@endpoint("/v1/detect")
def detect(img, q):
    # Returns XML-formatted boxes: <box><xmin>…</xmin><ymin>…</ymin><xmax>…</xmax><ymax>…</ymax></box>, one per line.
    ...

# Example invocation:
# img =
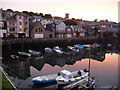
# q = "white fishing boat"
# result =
<box><xmin>53</xmin><ymin>46</ymin><xmax>65</xmax><ymax>55</ymax></box>
<box><xmin>45</xmin><ymin>47</ymin><xmax>53</xmax><ymax>53</ymax></box>
<box><xmin>67</xmin><ymin>46</ymin><xmax>80</xmax><ymax>52</ymax></box>
<box><xmin>56</xmin><ymin>69</ymin><xmax>89</xmax><ymax>85</ymax></box>
<box><xmin>32</xmin><ymin>74</ymin><xmax>58</xmax><ymax>84</ymax></box>
<box><xmin>28</xmin><ymin>50</ymin><xmax>41</xmax><ymax>56</ymax></box>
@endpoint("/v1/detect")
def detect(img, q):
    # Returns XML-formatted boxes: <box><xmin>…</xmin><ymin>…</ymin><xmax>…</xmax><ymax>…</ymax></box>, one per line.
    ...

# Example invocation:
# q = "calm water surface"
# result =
<box><xmin>2</xmin><ymin>44</ymin><xmax>119</xmax><ymax>89</ymax></box>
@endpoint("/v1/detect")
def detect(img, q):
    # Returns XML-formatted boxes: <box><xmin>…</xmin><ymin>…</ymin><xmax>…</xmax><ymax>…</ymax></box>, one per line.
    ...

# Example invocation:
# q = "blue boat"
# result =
<box><xmin>74</xmin><ymin>44</ymin><xmax>85</xmax><ymax>49</ymax></box>
<box><xmin>45</xmin><ymin>47</ymin><xmax>53</xmax><ymax>53</ymax></box>
<box><xmin>92</xmin><ymin>43</ymin><xmax>100</xmax><ymax>47</ymax></box>
<box><xmin>32</xmin><ymin>74</ymin><xmax>58</xmax><ymax>84</ymax></box>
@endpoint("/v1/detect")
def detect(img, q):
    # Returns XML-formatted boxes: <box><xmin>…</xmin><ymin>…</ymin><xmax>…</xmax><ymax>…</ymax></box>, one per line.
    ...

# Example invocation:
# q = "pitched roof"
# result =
<box><xmin>29</xmin><ymin>21</ymin><xmax>44</xmax><ymax>31</ymax></box>
<box><xmin>7</xmin><ymin>15</ymin><xmax>16</xmax><ymax>21</ymax></box>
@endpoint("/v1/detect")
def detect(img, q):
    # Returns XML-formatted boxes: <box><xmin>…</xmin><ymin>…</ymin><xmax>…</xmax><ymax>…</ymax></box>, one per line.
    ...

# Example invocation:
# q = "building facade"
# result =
<box><xmin>7</xmin><ymin>12</ymin><xmax>29</xmax><ymax>37</ymax></box>
<box><xmin>30</xmin><ymin>22</ymin><xmax>54</xmax><ymax>38</ymax></box>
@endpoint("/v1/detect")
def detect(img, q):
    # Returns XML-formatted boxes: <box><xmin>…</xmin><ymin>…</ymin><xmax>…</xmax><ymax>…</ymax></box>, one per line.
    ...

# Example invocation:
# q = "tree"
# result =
<box><xmin>43</xmin><ymin>14</ymin><xmax>52</xmax><ymax>18</ymax></box>
<box><xmin>94</xmin><ymin>19</ymin><xmax>98</xmax><ymax>22</ymax></box>
<box><xmin>71</xmin><ymin>18</ymin><xmax>76</xmax><ymax>20</ymax></box>
<box><xmin>7</xmin><ymin>9</ymin><xmax>13</xmax><ymax>12</ymax></box>
<box><xmin>38</xmin><ymin>13</ymin><xmax>43</xmax><ymax>17</ymax></box>
<box><xmin>22</xmin><ymin>11</ymin><xmax>30</xmax><ymax>15</ymax></box>
<box><xmin>63</xmin><ymin>20</ymin><xmax>77</xmax><ymax>25</ymax></box>
<box><xmin>105</xmin><ymin>19</ymin><xmax>108</xmax><ymax>22</ymax></box>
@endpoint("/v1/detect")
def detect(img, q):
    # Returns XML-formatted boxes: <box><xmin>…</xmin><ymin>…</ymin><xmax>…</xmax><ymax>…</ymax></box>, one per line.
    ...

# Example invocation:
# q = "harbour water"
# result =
<box><xmin>2</xmin><ymin>42</ymin><xmax>119</xmax><ymax>89</ymax></box>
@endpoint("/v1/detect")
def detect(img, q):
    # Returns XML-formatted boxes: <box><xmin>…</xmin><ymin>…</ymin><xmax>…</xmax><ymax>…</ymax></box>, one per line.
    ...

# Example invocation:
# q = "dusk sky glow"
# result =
<box><xmin>0</xmin><ymin>0</ymin><xmax>119</xmax><ymax>22</ymax></box>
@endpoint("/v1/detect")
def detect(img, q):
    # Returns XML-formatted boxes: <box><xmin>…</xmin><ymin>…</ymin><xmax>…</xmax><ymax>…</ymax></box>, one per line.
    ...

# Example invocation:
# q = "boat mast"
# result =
<box><xmin>88</xmin><ymin>47</ymin><xmax>91</xmax><ymax>82</ymax></box>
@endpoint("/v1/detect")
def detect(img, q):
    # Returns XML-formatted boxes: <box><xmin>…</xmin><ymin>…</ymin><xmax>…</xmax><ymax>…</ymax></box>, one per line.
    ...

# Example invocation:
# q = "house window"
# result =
<box><xmin>25</xmin><ymin>22</ymin><xmax>28</xmax><ymax>26</ymax></box>
<box><xmin>41</xmin><ymin>29</ymin><xmax>42</xmax><ymax>32</ymax></box>
<box><xmin>67</xmin><ymin>29</ymin><xmax>71</xmax><ymax>31</ymax></box>
<box><xmin>37</xmin><ymin>28</ymin><xmax>40</xmax><ymax>32</ymax></box>
<box><xmin>10</xmin><ymin>28</ymin><xmax>15</xmax><ymax>31</ymax></box>
<box><xmin>53</xmin><ymin>24</ymin><xmax>55</xmax><ymax>27</ymax></box>
<box><xmin>19</xmin><ymin>16</ymin><xmax>22</xmax><ymax>19</ymax></box>
<box><xmin>19</xmin><ymin>22</ymin><xmax>22</xmax><ymax>25</ymax></box>
<box><xmin>12</xmin><ymin>28</ymin><xmax>15</xmax><ymax>31</ymax></box>
<box><xmin>35</xmin><ymin>28</ymin><xmax>40</xmax><ymax>32</ymax></box>
<box><xmin>35</xmin><ymin>29</ymin><xmax>38</xmax><ymax>32</ymax></box>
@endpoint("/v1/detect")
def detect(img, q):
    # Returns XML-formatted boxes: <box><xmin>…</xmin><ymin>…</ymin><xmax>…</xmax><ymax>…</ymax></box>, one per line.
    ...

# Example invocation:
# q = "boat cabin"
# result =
<box><xmin>60</xmin><ymin>70</ymin><xmax>73</xmax><ymax>79</ymax></box>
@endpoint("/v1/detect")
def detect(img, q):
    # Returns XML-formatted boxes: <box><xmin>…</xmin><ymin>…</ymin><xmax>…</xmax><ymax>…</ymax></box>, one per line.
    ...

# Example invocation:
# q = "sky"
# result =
<box><xmin>0</xmin><ymin>0</ymin><xmax>119</xmax><ymax>22</ymax></box>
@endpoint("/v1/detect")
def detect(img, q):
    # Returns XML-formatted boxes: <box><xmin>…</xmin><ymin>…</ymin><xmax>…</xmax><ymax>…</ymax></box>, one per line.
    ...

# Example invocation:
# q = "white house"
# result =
<box><xmin>7</xmin><ymin>12</ymin><xmax>29</xmax><ymax>38</ymax></box>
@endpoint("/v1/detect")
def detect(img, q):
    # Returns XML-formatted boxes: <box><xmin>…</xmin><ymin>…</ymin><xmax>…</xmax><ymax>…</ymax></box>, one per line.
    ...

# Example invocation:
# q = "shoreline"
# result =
<box><xmin>1</xmin><ymin>36</ymin><xmax>119</xmax><ymax>51</ymax></box>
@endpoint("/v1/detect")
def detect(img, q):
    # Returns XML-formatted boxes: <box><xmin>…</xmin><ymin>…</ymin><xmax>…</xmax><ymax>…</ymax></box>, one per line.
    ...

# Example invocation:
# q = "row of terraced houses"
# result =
<box><xmin>0</xmin><ymin>8</ymin><xmax>118</xmax><ymax>38</ymax></box>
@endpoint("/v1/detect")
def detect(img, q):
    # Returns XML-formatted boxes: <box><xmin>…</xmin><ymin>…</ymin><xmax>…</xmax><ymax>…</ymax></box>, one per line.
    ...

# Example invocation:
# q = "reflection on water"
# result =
<box><xmin>2</xmin><ymin>43</ymin><xmax>120</xmax><ymax>88</ymax></box>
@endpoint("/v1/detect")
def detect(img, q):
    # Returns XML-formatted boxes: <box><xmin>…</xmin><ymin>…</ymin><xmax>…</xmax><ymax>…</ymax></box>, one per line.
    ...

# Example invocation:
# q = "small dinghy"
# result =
<box><xmin>28</xmin><ymin>50</ymin><xmax>41</xmax><ymax>56</ymax></box>
<box><xmin>18</xmin><ymin>52</ymin><xmax>31</xmax><ymax>57</ymax></box>
<box><xmin>11</xmin><ymin>55</ymin><xmax>19</xmax><ymax>59</ymax></box>
<box><xmin>53</xmin><ymin>46</ymin><xmax>66</xmax><ymax>55</ymax></box>
<box><xmin>67</xmin><ymin>46</ymin><xmax>80</xmax><ymax>52</ymax></box>
<box><xmin>92</xmin><ymin>43</ymin><xmax>100</xmax><ymax>47</ymax></box>
<box><xmin>32</xmin><ymin>74</ymin><xmax>58</xmax><ymax>84</ymax></box>
<box><xmin>45</xmin><ymin>47</ymin><xmax>53</xmax><ymax>53</ymax></box>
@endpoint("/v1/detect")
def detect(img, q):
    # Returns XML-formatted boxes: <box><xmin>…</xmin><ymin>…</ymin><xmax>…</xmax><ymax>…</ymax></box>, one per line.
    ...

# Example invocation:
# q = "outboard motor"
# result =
<box><xmin>84</xmin><ymin>69</ymin><xmax>89</xmax><ymax>72</ymax></box>
<box><xmin>78</xmin><ymin>71</ymin><xmax>81</xmax><ymax>76</ymax></box>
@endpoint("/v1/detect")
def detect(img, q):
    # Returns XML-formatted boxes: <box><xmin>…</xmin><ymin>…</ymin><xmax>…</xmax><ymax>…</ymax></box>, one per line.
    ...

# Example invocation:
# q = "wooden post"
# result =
<box><xmin>88</xmin><ymin>47</ymin><xmax>91</xmax><ymax>83</ymax></box>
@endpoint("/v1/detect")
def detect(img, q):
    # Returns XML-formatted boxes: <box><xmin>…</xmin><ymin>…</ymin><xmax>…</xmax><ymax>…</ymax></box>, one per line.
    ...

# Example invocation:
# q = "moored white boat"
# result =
<box><xmin>83</xmin><ymin>44</ymin><xmax>91</xmax><ymax>50</ymax></box>
<box><xmin>32</xmin><ymin>74</ymin><xmax>58</xmax><ymax>84</ymax></box>
<box><xmin>56</xmin><ymin>69</ymin><xmax>89</xmax><ymax>85</ymax></box>
<box><xmin>53</xmin><ymin>46</ymin><xmax>66</xmax><ymax>55</ymax></box>
<box><xmin>67</xmin><ymin>46</ymin><xmax>80</xmax><ymax>52</ymax></box>
<box><xmin>28</xmin><ymin>50</ymin><xmax>41</xmax><ymax>56</ymax></box>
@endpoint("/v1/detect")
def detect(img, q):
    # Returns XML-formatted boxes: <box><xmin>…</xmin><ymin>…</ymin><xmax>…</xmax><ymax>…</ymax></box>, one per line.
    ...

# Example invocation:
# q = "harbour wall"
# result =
<box><xmin>2</xmin><ymin>36</ymin><xmax>118</xmax><ymax>52</ymax></box>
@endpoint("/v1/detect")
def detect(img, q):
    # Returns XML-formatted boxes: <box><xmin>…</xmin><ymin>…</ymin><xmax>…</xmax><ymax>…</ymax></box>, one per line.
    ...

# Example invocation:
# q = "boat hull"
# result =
<box><xmin>32</xmin><ymin>79</ymin><xmax>56</xmax><ymax>84</ymax></box>
<box><xmin>18</xmin><ymin>52</ymin><xmax>31</xmax><ymax>57</ymax></box>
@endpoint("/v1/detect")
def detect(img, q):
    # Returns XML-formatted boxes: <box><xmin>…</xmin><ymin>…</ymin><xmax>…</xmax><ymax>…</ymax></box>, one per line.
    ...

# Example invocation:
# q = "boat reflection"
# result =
<box><xmin>2</xmin><ymin>57</ymin><xmax>31</xmax><ymax>80</ymax></box>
